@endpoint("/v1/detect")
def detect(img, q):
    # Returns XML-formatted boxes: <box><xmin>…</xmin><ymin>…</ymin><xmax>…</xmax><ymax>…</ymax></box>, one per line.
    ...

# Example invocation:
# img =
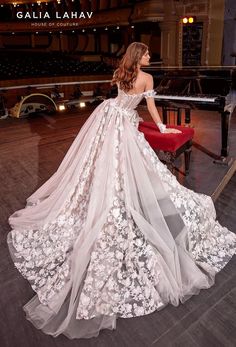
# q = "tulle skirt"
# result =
<box><xmin>8</xmin><ymin>99</ymin><xmax>236</xmax><ymax>338</ymax></box>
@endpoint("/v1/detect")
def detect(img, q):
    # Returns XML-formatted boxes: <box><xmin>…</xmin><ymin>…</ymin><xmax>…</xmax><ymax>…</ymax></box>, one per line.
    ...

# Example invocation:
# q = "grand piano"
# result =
<box><xmin>143</xmin><ymin>66</ymin><xmax>236</xmax><ymax>163</ymax></box>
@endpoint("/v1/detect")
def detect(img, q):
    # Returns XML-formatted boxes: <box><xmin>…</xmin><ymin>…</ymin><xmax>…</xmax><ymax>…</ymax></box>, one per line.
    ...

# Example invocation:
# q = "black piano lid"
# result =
<box><xmin>144</xmin><ymin>65</ymin><xmax>235</xmax><ymax>77</ymax></box>
<box><xmin>142</xmin><ymin>65</ymin><xmax>236</xmax><ymax>96</ymax></box>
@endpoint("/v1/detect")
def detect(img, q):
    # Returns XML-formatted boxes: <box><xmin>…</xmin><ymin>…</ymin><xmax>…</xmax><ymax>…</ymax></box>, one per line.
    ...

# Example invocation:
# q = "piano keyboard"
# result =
<box><xmin>154</xmin><ymin>95</ymin><xmax>217</xmax><ymax>103</ymax></box>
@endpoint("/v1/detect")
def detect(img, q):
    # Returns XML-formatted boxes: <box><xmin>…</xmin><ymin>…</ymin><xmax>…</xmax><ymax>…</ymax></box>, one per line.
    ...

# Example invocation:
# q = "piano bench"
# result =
<box><xmin>138</xmin><ymin>121</ymin><xmax>194</xmax><ymax>175</ymax></box>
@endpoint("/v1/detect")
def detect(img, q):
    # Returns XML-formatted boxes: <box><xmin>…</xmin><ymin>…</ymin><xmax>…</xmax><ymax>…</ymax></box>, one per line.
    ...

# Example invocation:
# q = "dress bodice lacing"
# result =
<box><xmin>105</xmin><ymin>89</ymin><xmax>156</xmax><ymax>127</ymax></box>
<box><xmin>114</xmin><ymin>88</ymin><xmax>156</xmax><ymax>110</ymax></box>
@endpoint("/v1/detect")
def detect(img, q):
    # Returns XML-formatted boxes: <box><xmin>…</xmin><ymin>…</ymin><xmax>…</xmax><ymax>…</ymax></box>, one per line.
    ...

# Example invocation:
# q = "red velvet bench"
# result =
<box><xmin>138</xmin><ymin>121</ymin><xmax>194</xmax><ymax>175</ymax></box>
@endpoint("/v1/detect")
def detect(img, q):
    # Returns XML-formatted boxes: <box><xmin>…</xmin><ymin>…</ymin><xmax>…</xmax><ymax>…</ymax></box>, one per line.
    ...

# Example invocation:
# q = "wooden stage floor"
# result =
<box><xmin>0</xmin><ymin>105</ymin><xmax>235</xmax><ymax>347</ymax></box>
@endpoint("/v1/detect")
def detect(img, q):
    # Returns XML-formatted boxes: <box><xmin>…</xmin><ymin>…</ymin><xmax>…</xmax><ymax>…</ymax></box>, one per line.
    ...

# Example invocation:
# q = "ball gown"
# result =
<box><xmin>7</xmin><ymin>89</ymin><xmax>236</xmax><ymax>339</ymax></box>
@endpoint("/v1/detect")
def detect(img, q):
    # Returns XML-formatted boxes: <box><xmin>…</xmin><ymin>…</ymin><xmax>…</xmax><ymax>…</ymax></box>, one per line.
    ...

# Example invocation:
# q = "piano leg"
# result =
<box><xmin>221</xmin><ymin>111</ymin><xmax>230</xmax><ymax>157</ymax></box>
<box><xmin>162</xmin><ymin>107</ymin><xmax>168</xmax><ymax>124</ymax></box>
<box><xmin>213</xmin><ymin>111</ymin><xmax>233</xmax><ymax>165</ymax></box>
<box><xmin>185</xmin><ymin>109</ymin><xmax>191</xmax><ymax>124</ymax></box>
<box><xmin>162</xmin><ymin>107</ymin><xmax>182</xmax><ymax>125</ymax></box>
<box><xmin>177</xmin><ymin>108</ymin><xmax>182</xmax><ymax>125</ymax></box>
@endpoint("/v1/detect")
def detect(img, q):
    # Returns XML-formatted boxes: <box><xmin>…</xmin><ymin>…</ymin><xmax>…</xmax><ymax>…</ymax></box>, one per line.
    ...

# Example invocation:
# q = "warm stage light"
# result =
<box><xmin>58</xmin><ymin>104</ymin><xmax>65</xmax><ymax>111</ymax></box>
<box><xmin>79</xmin><ymin>102</ymin><xmax>86</xmax><ymax>108</ymax></box>
<box><xmin>182</xmin><ymin>16</ymin><xmax>195</xmax><ymax>24</ymax></box>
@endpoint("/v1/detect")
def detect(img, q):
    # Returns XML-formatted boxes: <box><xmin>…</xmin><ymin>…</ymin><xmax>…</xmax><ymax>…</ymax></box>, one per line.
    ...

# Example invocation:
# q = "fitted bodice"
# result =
<box><xmin>114</xmin><ymin>88</ymin><xmax>146</xmax><ymax>110</ymax></box>
<box><xmin>114</xmin><ymin>88</ymin><xmax>155</xmax><ymax>110</ymax></box>
<box><xmin>104</xmin><ymin>88</ymin><xmax>156</xmax><ymax>127</ymax></box>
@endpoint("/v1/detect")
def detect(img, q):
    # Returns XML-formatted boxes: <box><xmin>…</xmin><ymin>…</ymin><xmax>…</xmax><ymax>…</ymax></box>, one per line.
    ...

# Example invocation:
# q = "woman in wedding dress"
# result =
<box><xmin>8</xmin><ymin>42</ymin><xmax>236</xmax><ymax>339</ymax></box>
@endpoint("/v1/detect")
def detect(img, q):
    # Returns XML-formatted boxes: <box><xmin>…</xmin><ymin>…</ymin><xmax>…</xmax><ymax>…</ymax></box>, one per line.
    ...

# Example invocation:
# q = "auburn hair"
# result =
<box><xmin>111</xmin><ymin>42</ymin><xmax>148</xmax><ymax>92</ymax></box>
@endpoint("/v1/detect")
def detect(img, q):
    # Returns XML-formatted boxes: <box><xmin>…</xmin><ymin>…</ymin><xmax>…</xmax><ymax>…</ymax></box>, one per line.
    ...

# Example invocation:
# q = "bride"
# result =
<box><xmin>8</xmin><ymin>42</ymin><xmax>236</xmax><ymax>339</ymax></box>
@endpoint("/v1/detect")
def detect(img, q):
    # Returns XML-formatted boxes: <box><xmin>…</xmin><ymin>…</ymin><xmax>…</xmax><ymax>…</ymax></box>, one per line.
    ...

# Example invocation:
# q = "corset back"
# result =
<box><xmin>106</xmin><ymin>88</ymin><xmax>156</xmax><ymax>127</ymax></box>
<box><xmin>114</xmin><ymin>89</ymin><xmax>145</xmax><ymax>110</ymax></box>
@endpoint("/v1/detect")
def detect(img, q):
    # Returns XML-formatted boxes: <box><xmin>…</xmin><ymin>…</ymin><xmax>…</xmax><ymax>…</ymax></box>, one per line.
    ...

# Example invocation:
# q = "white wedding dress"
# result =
<box><xmin>8</xmin><ymin>89</ymin><xmax>236</xmax><ymax>339</ymax></box>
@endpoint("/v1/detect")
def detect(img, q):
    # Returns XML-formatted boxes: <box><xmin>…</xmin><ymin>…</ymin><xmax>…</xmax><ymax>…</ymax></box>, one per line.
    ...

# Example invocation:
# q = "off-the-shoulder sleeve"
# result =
<box><xmin>143</xmin><ymin>89</ymin><xmax>157</xmax><ymax>99</ymax></box>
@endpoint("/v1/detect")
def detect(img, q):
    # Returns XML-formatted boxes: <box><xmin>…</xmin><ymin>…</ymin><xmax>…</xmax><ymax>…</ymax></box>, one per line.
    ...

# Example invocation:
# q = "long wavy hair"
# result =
<box><xmin>111</xmin><ymin>42</ymin><xmax>148</xmax><ymax>92</ymax></box>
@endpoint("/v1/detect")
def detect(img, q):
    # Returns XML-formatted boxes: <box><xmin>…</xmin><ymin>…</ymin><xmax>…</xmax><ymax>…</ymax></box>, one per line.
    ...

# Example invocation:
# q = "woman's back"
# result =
<box><xmin>121</xmin><ymin>71</ymin><xmax>150</xmax><ymax>95</ymax></box>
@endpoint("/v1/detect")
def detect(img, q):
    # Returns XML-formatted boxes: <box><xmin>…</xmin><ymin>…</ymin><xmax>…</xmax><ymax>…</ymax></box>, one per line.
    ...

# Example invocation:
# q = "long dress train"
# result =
<box><xmin>7</xmin><ymin>89</ymin><xmax>236</xmax><ymax>339</ymax></box>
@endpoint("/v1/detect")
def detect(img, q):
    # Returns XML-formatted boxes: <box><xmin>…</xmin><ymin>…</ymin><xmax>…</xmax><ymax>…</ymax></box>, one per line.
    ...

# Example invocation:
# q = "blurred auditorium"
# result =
<box><xmin>0</xmin><ymin>1</ymin><xmax>236</xmax><ymax>347</ymax></box>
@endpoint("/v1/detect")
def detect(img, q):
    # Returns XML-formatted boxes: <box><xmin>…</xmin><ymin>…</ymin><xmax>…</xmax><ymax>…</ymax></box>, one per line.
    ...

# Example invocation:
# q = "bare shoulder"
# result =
<box><xmin>139</xmin><ymin>71</ymin><xmax>153</xmax><ymax>82</ymax></box>
<box><xmin>134</xmin><ymin>71</ymin><xmax>153</xmax><ymax>92</ymax></box>
<box><xmin>139</xmin><ymin>71</ymin><xmax>153</xmax><ymax>91</ymax></box>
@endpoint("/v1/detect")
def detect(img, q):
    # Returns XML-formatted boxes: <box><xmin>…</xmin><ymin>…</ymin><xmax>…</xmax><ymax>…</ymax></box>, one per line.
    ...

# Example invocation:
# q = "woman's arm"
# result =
<box><xmin>145</xmin><ymin>74</ymin><xmax>181</xmax><ymax>134</ymax></box>
<box><xmin>145</xmin><ymin>74</ymin><xmax>162</xmax><ymax>124</ymax></box>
